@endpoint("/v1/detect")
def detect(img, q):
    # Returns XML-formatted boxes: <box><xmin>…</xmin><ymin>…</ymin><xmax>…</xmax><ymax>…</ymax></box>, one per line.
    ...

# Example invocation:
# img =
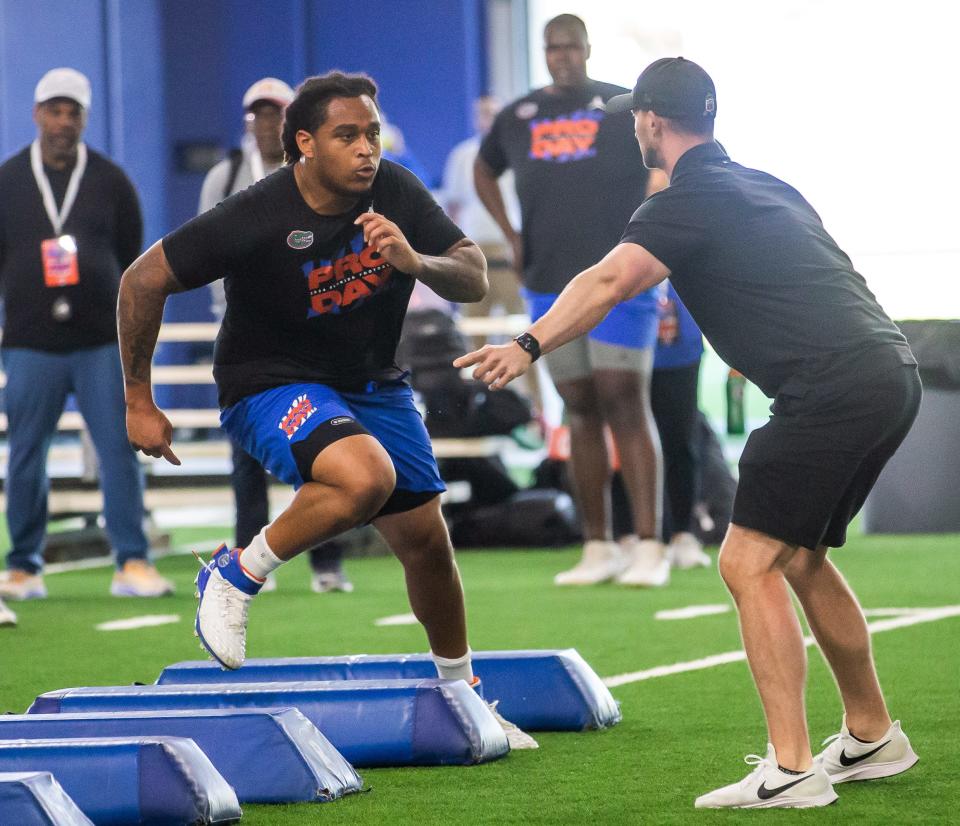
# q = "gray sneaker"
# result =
<box><xmin>311</xmin><ymin>571</ymin><xmax>354</xmax><ymax>593</ymax></box>
<box><xmin>816</xmin><ymin>718</ymin><xmax>918</xmax><ymax>783</ymax></box>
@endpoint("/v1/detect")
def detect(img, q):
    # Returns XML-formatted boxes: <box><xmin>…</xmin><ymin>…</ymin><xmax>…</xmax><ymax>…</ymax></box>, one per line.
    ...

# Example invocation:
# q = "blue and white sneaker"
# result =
<box><xmin>194</xmin><ymin>544</ymin><xmax>263</xmax><ymax>670</ymax></box>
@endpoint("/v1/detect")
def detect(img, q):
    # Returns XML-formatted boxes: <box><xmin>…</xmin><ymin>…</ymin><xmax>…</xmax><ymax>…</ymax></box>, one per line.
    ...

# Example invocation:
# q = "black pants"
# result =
<box><xmin>650</xmin><ymin>361</ymin><xmax>702</xmax><ymax>539</ymax></box>
<box><xmin>230</xmin><ymin>441</ymin><xmax>345</xmax><ymax>570</ymax></box>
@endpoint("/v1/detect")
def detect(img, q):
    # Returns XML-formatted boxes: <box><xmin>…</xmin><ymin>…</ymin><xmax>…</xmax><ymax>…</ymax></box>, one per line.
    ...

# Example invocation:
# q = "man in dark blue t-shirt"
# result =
<box><xmin>459</xmin><ymin>57</ymin><xmax>921</xmax><ymax>806</ymax></box>
<box><xmin>116</xmin><ymin>74</ymin><xmax>534</xmax><ymax>747</ymax></box>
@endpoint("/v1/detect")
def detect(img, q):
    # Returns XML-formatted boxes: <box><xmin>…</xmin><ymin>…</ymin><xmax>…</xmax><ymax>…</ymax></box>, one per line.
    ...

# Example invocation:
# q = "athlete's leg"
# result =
<box><xmin>784</xmin><ymin>547</ymin><xmax>891</xmax><ymax>740</ymax></box>
<box><xmin>555</xmin><ymin>375</ymin><xmax>610</xmax><ymax>542</ymax></box>
<box><xmin>718</xmin><ymin>524</ymin><xmax>812</xmax><ymax>771</ymax></box>
<box><xmin>265</xmin><ymin>434</ymin><xmax>395</xmax><ymax>558</ymax></box>
<box><xmin>594</xmin><ymin>361</ymin><xmax>662</xmax><ymax>540</ymax></box>
<box><xmin>373</xmin><ymin>495</ymin><xmax>467</xmax><ymax>659</ymax></box>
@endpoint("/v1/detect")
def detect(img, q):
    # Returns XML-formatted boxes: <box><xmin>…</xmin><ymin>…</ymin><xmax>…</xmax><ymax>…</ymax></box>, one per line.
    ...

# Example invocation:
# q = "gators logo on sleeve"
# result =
<box><xmin>528</xmin><ymin>109</ymin><xmax>603</xmax><ymax>163</ymax></box>
<box><xmin>302</xmin><ymin>229</ymin><xmax>394</xmax><ymax>317</ymax></box>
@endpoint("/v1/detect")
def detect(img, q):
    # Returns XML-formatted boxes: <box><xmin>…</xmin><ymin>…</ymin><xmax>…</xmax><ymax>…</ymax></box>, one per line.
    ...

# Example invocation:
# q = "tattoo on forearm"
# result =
<box><xmin>118</xmin><ymin>264</ymin><xmax>181</xmax><ymax>387</ymax></box>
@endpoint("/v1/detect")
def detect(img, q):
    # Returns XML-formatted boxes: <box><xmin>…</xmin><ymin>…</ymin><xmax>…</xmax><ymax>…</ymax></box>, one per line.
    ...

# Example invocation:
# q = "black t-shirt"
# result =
<box><xmin>620</xmin><ymin>142</ymin><xmax>915</xmax><ymax>399</ymax></box>
<box><xmin>163</xmin><ymin>160</ymin><xmax>464</xmax><ymax>408</ymax></box>
<box><xmin>479</xmin><ymin>79</ymin><xmax>649</xmax><ymax>293</ymax></box>
<box><xmin>0</xmin><ymin>146</ymin><xmax>143</xmax><ymax>351</ymax></box>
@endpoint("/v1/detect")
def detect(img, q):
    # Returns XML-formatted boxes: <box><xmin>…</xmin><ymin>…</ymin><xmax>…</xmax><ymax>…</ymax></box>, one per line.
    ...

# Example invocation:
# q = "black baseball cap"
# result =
<box><xmin>605</xmin><ymin>57</ymin><xmax>716</xmax><ymax>119</ymax></box>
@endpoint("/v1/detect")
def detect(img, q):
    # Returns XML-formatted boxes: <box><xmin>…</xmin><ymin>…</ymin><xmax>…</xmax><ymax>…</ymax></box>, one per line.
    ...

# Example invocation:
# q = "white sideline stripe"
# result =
<box><xmin>603</xmin><ymin>605</ymin><xmax>960</xmax><ymax>688</ymax></box>
<box><xmin>655</xmin><ymin>604</ymin><xmax>732</xmax><ymax>620</ymax></box>
<box><xmin>375</xmin><ymin>612</ymin><xmax>419</xmax><ymax>627</ymax></box>
<box><xmin>96</xmin><ymin>614</ymin><xmax>181</xmax><ymax>631</ymax></box>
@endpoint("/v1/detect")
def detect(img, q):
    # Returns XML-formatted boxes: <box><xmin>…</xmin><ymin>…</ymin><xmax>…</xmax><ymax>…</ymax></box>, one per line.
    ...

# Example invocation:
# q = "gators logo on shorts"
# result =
<box><xmin>302</xmin><ymin>229</ymin><xmax>394</xmax><ymax>317</ymax></box>
<box><xmin>528</xmin><ymin>109</ymin><xmax>603</xmax><ymax>163</ymax></box>
<box><xmin>279</xmin><ymin>394</ymin><xmax>317</xmax><ymax>439</ymax></box>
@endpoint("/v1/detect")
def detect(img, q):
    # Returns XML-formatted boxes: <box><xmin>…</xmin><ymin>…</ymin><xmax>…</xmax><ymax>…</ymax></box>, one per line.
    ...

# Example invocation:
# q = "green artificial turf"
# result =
<box><xmin>1</xmin><ymin>531</ymin><xmax>958</xmax><ymax>824</ymax></box>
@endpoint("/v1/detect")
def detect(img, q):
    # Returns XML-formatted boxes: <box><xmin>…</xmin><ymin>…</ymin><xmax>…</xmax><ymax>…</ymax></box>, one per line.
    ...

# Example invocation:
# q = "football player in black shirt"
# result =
<box><xmin>117</xmin><ymin>75</ymin><xmax>538</xmax><ymax>746</ymax></box>
<box><xmin>459</xmin><ymin>57</ymin><xmax>921</xmax><ymax>802</ymax></box>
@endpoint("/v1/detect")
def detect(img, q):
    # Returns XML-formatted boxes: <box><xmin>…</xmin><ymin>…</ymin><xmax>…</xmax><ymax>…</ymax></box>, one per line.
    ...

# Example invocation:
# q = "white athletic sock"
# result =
<box><xmin>238</xmin><ymin>528</ymin><xmax>283</xmax><ymax>583</ymax></box>
<box><xmin>432</xmin><ymin>648</ymin><xmax>474</xmax><ymax>683</ymax></box>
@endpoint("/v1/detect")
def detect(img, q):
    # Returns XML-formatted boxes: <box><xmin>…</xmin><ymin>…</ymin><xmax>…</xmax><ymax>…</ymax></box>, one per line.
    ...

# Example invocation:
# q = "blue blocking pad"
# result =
<box><xmin>0</xmin><ymin>737</ymin><xmax>241</xmax><ymax>825</ymax></box>
<box><xmin>0</xmin><ymin>772</ymin><xmax>93</xmax><ymax>826</ymax></box>
<box><xmin>0</xmin><ymin>707</ymin><xmax>361</xmax><ymax>803</ymax></box>
<box><xmin>157</xmin><ymin>649</ymin><xmax>621</xmax><ymax>731</ymax></box>
<box><xmin>29</xmin><ymin>679</ymin><xmax>509</xmax><ymax>768</ymax></box>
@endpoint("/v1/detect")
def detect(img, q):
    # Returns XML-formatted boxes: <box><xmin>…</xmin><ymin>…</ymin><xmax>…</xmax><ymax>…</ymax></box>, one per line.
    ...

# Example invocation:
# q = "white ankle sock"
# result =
<box><xmin>432</xmin><ymin>648</ymin><xmax>474</xmax><ymax>682</ymax></box>
<box><xmin>238</xmin><ymin>529</ymin><xmax>283</xmax><ymax>583</ymax></box>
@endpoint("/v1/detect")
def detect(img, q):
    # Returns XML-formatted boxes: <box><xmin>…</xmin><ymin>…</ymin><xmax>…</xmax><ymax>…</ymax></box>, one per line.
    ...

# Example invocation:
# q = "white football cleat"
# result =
<box><xmin>816</xmin><ymin>718</ymin><xmax>918</xmax><ymax>783</ymax></box>
<box><xmin>487</xmin><ymin>699</ymin><xmax>539</xmax><ymax>750</ymax></box>
<box><xmin>194</xmin><ymin>545</ymin><xmax>262</xmax><ymax>670</ymax></box>
<box><xmin>668</xmin><ymin>532</ymin><xmax>712</xmax><ymax>570</ymax></box>
<box><xmin>616</xmin><ymin>538</ymin><xmax>670</xmax><ymax>587</ymax></box>
<box><xmin>553</xmin><ymin>540</ymin><xmax>625</xmax><ymax>586</ymax></box>
<box><xmin>695</xmin><ymin>744</ymin><xmax>837</xmax><ymax>809</ymax></box>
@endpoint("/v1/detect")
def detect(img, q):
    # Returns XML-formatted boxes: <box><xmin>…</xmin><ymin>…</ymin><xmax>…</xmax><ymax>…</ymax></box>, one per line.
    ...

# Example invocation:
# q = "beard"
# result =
<box><xmin>640</xmin><ymin>142</ymin><xmax>662</xmax><ymax>171</ymax></box>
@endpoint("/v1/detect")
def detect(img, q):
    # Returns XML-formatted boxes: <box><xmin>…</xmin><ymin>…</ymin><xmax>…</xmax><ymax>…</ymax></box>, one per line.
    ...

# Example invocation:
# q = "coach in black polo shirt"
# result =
<box><xmin>458</xmin><ymin>57</ymin><xmax>921</xmax><ymax>809</ymax></box>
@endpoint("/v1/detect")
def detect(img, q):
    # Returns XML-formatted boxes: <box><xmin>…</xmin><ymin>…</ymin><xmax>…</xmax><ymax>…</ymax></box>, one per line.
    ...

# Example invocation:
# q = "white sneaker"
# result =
<box><xmin>194</xmin><ymin>545</ymin><xmax>262</xmax><ymax>670</ymax></box>
<box><xmin>695</xmin><ymin>744</ymin><xmax>838</xmax><ymax>809</ymax></box>
<box><xmin>668</xmin><ymin>532</ymin><xmax>711</xmax><ymax>570</ymax></box>
<box><xmin>486</xmin><ymin>699</ymin><xmax>539</xmax><ymax>750</ymax></box>
<box><xmin>311</xmin><ymin>571</ymin><xmax>354</xmax><ymax>593</ymax></box>
<box><xmin>0</xmin><ymin>598</ymin><xmax>16</xmax><ymax>627</ymax></box>
<box><xmin>816</xmin><ymin>718</ymin><xmax>918</xmax><ymax>783</ymax></box>
<box><xmin>616</xmin><ymin>538</ymin><xmax>670</xmax><ymax>587</ymax></box>
<box><xmin>553</xmin><ymin>540</ymin><xmax>625</xmax><ymax>586</ymax></box>
<box><xmin>0</xmin><ymin>570</ymin><xmax>47</xmax><ymax>600</ymax></box>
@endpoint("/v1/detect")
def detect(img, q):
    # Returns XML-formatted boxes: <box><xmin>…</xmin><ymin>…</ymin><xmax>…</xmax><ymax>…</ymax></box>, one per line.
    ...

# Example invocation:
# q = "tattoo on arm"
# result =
<box><xmin>118</xmin><ymin>246</ymin><xmax>184</xmax><ymax>393</ymax></box>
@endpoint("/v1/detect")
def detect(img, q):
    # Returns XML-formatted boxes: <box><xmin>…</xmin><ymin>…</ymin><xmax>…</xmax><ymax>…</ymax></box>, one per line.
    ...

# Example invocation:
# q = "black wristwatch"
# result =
<box><xmin>513</xmin><ymin>332</ymin><xmax>541</xmax><ymax>362</ymax></box>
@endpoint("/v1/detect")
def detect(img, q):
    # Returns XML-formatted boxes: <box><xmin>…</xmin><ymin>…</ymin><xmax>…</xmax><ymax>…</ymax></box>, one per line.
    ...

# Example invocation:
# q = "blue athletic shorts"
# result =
<box><xmin>523</xmin><ymin>287</ymin><xmax>659</xmax><ymax>349</ymax></box>
<box><xmin>220</xmin><ymin>380</ymin><xmax>445</xmax><ymax>516</ymax></box>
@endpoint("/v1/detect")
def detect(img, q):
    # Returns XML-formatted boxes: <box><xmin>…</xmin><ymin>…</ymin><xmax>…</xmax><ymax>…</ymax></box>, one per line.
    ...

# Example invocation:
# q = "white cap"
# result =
<box><xmin>35</xmin><ymin>67</ymin><xmax>92</xmax><ymax>109</ymax></box>
<box><xmin>242</xmin><ymin>77</ymin><xmax>295</xmax><ymax>110</ymax></box>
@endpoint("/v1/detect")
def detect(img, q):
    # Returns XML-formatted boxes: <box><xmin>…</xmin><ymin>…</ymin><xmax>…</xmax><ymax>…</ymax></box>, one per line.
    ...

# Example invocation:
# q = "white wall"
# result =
<box><xmin>528</xmin><ymin>0</ymin><xmax>960</xmax><ymax>320</ymax></box>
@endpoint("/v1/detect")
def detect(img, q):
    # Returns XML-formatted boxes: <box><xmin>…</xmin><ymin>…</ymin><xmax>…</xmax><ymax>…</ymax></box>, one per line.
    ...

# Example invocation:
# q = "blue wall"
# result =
<box><xmin>0</xmin><ymin>0</ymin><xmax>487</xmax><ymax>268</ymax></box>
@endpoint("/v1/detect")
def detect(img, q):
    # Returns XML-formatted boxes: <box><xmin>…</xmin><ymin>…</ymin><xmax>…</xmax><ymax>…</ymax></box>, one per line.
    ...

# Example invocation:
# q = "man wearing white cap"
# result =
<box><xmin>198</xmin><ymin>77</ymin><xmax>295</xmax><ymax>221</ymax></box>
<box><xmin>0</xmin><ymin>68</ymin><xmax>174</xmax><ymax>601</ymax></box>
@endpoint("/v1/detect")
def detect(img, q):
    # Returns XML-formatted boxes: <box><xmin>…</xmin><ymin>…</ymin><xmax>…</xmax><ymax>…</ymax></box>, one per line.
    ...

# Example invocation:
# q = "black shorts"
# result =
<box><xmin>732</xmin><ymin>364</ymin><xmax>921</xmax><ymax>549</ymax></box>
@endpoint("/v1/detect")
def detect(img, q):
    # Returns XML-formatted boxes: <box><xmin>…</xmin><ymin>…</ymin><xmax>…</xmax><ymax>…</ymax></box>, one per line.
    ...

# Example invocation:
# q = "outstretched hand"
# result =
<box><xmin>126</xmin><ymin>404</ymin><xmax>181</xmax><ymax>466</ymax></box>
<box><xmin>453</xmin><ymin>342</ymin><xmax>533</xmax><ymax>390</ymax></box>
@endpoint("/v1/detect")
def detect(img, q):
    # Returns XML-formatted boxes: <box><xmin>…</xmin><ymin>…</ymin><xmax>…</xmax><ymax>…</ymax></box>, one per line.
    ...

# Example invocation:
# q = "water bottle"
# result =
<box><xmin>726</xmin><ymin>369</ymin><xmax>746</xmax><ymax>435</ymax></box>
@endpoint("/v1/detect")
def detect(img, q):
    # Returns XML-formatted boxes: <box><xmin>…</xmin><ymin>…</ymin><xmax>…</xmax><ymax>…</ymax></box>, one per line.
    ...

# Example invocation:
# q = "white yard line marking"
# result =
<box><xmin>375</xmin><ymin>612</ymin><xmax>419</xmax><ymax>627</ymax></box>
<box><xmin>604</xmin><ymin>605</ymin><xmax>960</xmax><ymax>688</ymax></box>
<box><xmin>96</xmin><ymin>615</ymin><xmax>181</xmax><ymax>631</ymax></box>
<box><xmin>656</xmin><ymin>604</ymin><xmax>732</xmax><ymax>620</ymax></box>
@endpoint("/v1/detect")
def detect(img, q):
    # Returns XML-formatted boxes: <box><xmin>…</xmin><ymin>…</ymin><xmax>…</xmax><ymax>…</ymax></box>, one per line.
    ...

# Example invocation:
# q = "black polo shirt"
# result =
<box><xmin>620</xmin><ymin>142</ymin><xmax>915</xmax><ymax>399</ymax></box>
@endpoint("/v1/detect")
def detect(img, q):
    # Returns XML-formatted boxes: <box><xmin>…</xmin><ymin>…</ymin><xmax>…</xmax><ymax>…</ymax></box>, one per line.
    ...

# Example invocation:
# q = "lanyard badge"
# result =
<box><xmin>41</xmin><ymin>234</ymin><xmax>80</xmax><ymax>287</ymax></box>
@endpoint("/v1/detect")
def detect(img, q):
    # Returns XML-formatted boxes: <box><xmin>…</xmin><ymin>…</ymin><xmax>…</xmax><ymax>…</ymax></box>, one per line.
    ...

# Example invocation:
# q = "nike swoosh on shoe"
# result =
<box><xmin>756</xmin><ymin>775</ymin><xmax>813</xmax><ymax>800</ymax></box>
<box><xmin>839</xmin><ymin>740</ymin><xmax>890</xmax><ymax>767</ymax></box>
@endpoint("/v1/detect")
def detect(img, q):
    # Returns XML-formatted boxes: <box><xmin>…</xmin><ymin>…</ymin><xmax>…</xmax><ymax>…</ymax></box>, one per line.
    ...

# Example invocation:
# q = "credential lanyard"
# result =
<box><xmin>30</xmin><ymin>139</ymin><xmax>88</xmax><ymax>235</ymax></box>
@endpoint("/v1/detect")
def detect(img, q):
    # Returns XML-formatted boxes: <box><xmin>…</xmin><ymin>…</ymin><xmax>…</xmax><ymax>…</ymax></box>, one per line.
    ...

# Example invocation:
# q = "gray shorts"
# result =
<box><xmin>543</xmin><ymin>336</ymin><xmax>654</xmax><ymax>384</ymax></box>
